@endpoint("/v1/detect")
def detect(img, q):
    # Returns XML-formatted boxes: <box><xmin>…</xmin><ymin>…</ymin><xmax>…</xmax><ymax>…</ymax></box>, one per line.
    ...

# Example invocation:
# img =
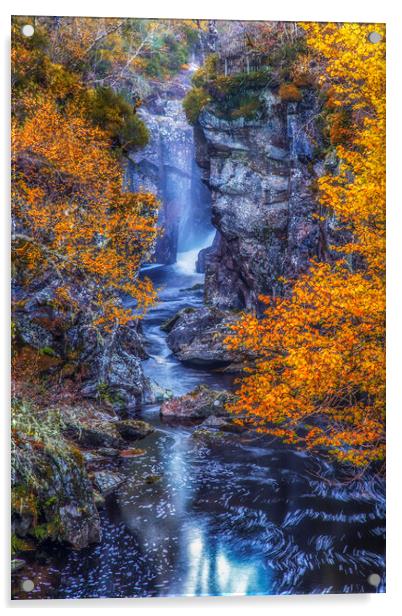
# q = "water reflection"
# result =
<box><xmin>17</xmin><ymin>261</ymin><xmax>385</xmax><ymax>600</ymax></box>
<box><xmin>180</xmin><ymin>525</ymin><xmax>271</xmax><ymax>596</ymax></box>
<box><xmin>113</xmin><ymin>419</ymin><xmax>277</xmax><ymax>598</ymax></box>
<box><xmin>21</xmin><ymin>393</ymin><xmax>384</xmax><ymax>599</ymax></box>
<box><xmin>48</xmin><ymin>414</ymin><xmax>384</xmax><ymax>599</ymax></box>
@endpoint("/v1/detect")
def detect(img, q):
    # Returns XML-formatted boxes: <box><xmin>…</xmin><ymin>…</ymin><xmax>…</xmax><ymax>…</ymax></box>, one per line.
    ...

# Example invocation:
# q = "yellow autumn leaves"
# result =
<box><xmin>12</xmin><ymin>30</ymin><xmax>159</xmax><ymax>332</ymax></box>
<box><xmin>226</xmin><ymin>23</ymin><xmax>386</xmax><ymax>468</ymax></box>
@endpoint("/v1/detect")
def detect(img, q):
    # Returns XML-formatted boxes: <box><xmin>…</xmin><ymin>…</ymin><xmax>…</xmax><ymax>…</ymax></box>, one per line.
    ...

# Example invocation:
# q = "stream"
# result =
<box><xmin>28</xmin><ymin>247</ymin><xmax>385</xmax><ymax>599</ymax></box>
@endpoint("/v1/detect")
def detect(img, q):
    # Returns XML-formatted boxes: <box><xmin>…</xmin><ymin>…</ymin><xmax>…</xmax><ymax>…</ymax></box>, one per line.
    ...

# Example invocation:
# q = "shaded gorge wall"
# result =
<box><xmin>193</xmin><ymin>88</ymin><xmax>339</xmax><ymax>313</ymax></box>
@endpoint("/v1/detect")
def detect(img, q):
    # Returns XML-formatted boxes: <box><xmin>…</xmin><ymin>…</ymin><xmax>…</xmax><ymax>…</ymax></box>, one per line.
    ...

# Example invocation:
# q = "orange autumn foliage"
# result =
<box><xmin>226</xmin><ymin>23</ymin><xmax>386</xmax><ymax>468</ymax></box>
<box><xmin>278</xmin><ymin>83</ymin><xmax>302</xmax><ymax>102</ymax></box>
<box><xmin>12</xmin><ymin>25</ymin><xmax>159</xmax><ymax>331</ymax></box>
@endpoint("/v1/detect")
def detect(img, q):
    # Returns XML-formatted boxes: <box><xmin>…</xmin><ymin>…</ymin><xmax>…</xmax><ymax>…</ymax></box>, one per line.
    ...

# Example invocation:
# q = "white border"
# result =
<box><xmin>1</xmin><ymin>1</ymin><xmax>401</xmax><ymax>613</ymax></box>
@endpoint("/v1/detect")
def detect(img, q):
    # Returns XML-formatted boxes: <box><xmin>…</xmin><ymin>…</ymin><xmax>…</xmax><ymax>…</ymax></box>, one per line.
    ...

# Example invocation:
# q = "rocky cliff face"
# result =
<box><xmin>126</xmin><ymin>75</ymin><xmax>212</xmax><ymax>264</ymax></box>
<box><xmin>13</xmin><ymin>275</ymin><xmax>167</xmax><ymax>412</ymax></box>
<box><xmin>194</xmin><ymin>88</ymin><xmax>332</xmax><ymax>312</ymax></box>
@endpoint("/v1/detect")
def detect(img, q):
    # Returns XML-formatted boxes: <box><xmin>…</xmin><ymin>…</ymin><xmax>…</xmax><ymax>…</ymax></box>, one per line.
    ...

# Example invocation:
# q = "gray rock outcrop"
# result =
<box><xmin>13</xmin><ymin>275</ymin><xmax>155</xmax><ymax>411</ymax></box>
<box><xmin>194</xmin><ymin>88</ymin><xmax>334</xmax><ymax>312</ymax></box>
<box><xmin>11</xmin><ymin>436</ymin><xmax>101</xmax><ymax>550</ymax></box>
<box><xmin>160</xmin><ymin>385</ymin><xmax>235</xmax><ymax>419</ymax></box>
<box><xmin>163</xmin><ymin>306</ymin><xmax>239</xmax><ymax>367</ymax></box>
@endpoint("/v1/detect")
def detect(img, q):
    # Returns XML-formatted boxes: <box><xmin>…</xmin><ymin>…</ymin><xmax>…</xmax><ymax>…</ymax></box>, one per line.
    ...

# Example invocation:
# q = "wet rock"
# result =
<box><xmin>82</xmin><ymin>447</ymin><xmax>122</xmax><ymax>463</ymax></box>
<box><xmin>195</xmin><ymin>245</ymin><xmax>209</xmax><ymax>274</ymax></box>
<box><xmin>64</xmin><ymin>409</ymin><xmax>153</xmax><ymax>450</ymax></box>
<box><xmin>165</xmin><ymin>306</ymin><xmax>240</xmax><ymax>367</ymax></box>
<box><xmin>64</xmin><ymin>421</ymin><xmax>126</xmax><ymax>450</ymax></box>
<box><xmin>13</xmin><ymin>274</ymin><xmax>153</xmax><ymax>411</ymax></box>
<box><xmin>82</xmin><ymin>451</ymin><xmax>105</xmax><ymax>463</ymax></box>
<box><xmin>93</xmin><ymin>491</ymin><xmax>105</xmax><ymax>509</ymax></box>
<box><xmin>160</xmin><ymin>306</ymin><xmax>196</xmax><ymax>333</ymax></box>
<box><xmin>114</xmin><ymin>419</ymin><xmax>154</xmax><ymax>441</ymax></box>
<box><xmin>91</xmin><ymin>471</ymin><xmax>126</xmax><ymax>496</ymax></box>
<box><xmin>59</xmin><ymin>502</ymin><xmax>101</xmax><ymax>549</ymax></box>
<box><xmin>200</xmin><ymin>415</ymin><xmax>229</xmax><ymax>428</ymax></box>
<box><xmin>200</xmin><ymin>415</ymin><xmax>246</xmax><ymax>434</ymax></box>
<box><xmin>144</xmin><ymin>474</ymin><xmax>162</xmax><ymax>484</ymax></box>
<box><xmin>143</xmin><ymin>378</ymin><xmax>173</xmax><ymax>404</ymax></box>
<box><xmin>119</xmin><ymin>448</ymin><xmax>146</xmax><ymax>458</ymax></box>
<box><xmin>192</xmin><ymin>428</ymin><xmax>232</xmax><ymax>443</ymax></box>
<box><xmin>96</xmin><ymin>447</ymin><xmax>120</xmax><ymax>458</ymax></box>
<box><xmin>160</xmin><ymin>385</ymin><xmax>235</xmax><ymax>419</ymax></box>
<box><xmin>79</xmin><ymin>320</ymin><xmax>150</xmax><ymax>411</ymax></box>
<box><xmin>196</xmin><ymin>231</ymin><xmax>220</xmax><ymax>274</ymax></box>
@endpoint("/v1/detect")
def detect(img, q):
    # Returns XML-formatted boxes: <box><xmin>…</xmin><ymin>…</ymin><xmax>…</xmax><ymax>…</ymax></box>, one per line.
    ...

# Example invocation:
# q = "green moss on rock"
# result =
<box><xmin>11</xmin><ymin>399</ymin><xmax>101</xmax><ymax>552</ymax></box>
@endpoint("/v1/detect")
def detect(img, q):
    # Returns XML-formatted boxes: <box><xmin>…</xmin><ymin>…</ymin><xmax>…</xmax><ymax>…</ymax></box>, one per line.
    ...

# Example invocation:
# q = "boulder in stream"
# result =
<box><xmin>160</xmin><ymin>385</ymin><xmax>236</xmax><ymax>419</ymax></box>
<box><xmin>200</xmin><ymin>415</ymin><xmax>247</xmax><ymax>433</ymax></box>
<box><xmin>91</xmin><ymin>471</ymin><xmax>126</xmax><ymax>497</ymax></box>
<box><xmin>164</xmin><ymin>306</ymin><xmax>240</xmax><ymax>368</ymax></box>
<box><xmin>63</xmin><ymin>408</ymin><xmax>154</xmax><ymax>448</ymax></box>
<box><xmin>64</xmin><ymin>421</ymin><xmax>126</xmax><ymax>450</ymax></box>
<box><xmin>114</xmin><ymin>419</ymin><xmax>154</xmax><ymax>441</ymax></box>
<box><xmin>191</xmin><ymin>428</ymin><xmax>233</xmax><ymax>444</ymax></box>
<box><xmin>143</xmin><ymin>378</ymin><xmax>173</xmax><ymax>403</ymax></box>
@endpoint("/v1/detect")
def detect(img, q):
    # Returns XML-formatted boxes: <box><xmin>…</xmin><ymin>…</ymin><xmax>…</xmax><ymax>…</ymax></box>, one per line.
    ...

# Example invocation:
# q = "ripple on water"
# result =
<box><xmin>25</xmin><ymin>425</ymin><xmax>384</xmax><ymax>599</ymax></box>
<box><xmin>17</xmin><ymin>263</ymin><xmax>385</xmax><ymax>599</ymax></box>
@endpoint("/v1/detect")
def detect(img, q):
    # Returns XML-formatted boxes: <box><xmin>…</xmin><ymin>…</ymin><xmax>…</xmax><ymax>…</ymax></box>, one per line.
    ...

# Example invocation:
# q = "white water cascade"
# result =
<box><xmin>175</xmin><ymin>230</ymin><xmax>215</xmax><ymax>275</ymax></box>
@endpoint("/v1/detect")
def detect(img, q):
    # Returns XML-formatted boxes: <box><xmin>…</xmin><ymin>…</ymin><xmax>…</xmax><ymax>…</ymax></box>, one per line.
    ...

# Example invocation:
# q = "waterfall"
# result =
<box><xmin>127</xmin><ymin>64</ymin><xmax>214</xmax><ymax>267</ymax></box>
<box><xmin>175</xmin><ymin>230</ymin><xmax>216</xmax><ymax>275</ymax></box>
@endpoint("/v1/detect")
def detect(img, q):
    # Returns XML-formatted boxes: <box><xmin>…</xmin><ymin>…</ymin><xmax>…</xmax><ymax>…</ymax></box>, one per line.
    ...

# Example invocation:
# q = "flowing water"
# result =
<box><xmin>20</xmin><ymin>247</ymin><xmax>385</xmax><ymax>599</ymax></box>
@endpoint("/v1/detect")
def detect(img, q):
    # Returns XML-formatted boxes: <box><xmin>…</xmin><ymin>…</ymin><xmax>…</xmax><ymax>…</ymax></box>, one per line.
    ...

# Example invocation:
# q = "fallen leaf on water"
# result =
<box><xmin>119</xmin><ymin>448</ymin><xmax>146</xmax><ymax>458</ymax></box>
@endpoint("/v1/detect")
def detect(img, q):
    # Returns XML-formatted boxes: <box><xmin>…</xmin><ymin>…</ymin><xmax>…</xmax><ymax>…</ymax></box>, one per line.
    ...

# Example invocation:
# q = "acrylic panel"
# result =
<box><xmin>11</xmin><ymin>16</ymin><xmax>386</xmax><ymax>600</ymax></box>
